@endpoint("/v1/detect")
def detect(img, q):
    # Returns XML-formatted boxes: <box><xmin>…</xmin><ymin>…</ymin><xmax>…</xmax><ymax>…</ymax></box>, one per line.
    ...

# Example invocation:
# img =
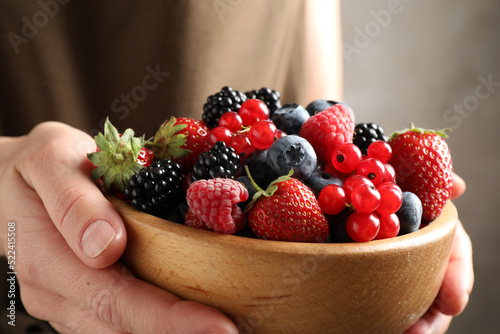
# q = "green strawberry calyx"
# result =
<box><xmin>243</xmin><ymin>166</ymin><xmax>293</xmax><ymax>212</ymax></box>
<box><xmin>150</xmin><ymin>116</ymin><xmax>191</xmax><ymax>160</ymax></box>
<box><xmin>87</xmin><ymin>118</ymin><xmax>145</xmax><ymax>192</ymax></box>
<box><xmin>389</xmin><ymin>122</ymin><xmax>451</xmax><ymax>141</ymax></box>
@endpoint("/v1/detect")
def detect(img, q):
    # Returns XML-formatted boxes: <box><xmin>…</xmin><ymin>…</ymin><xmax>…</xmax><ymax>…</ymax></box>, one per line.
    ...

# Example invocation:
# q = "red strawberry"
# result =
<box><xmin>186</xmin><ymin>178</ymin><xmax>248</xmax><ymax>234</ymax></box>
<box><xmin>388</xmin><ymin>124</ymin><xmax>453</xmax><ymax>224</ymax></box>
<box><xmin>153</xmin><ymin>116</ymin><xmax>211</xmax><ymax>173</ymax></box>
<box><xmin>299</xmin><ymin>104</ymin><xmax>355</xmax><ymax>163</ymax></box>
<box><xmin>184</xmin><ymin>208</ymin><xmax>211</xmax><ymax>230</ymax></box>
<box><xmin>246</xmin><ymin>169</ymin><xmax>329</xmax><ymax>243</ymax></box>
<box><xmin>87</xmin><ymin>118</ymin><xmax>150</xmax><ymax>192</ymax></box>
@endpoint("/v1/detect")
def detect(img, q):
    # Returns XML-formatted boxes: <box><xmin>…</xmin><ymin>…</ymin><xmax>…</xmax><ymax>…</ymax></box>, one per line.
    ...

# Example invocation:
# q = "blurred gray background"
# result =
<box><xmin>341</xmin><ymin>0</ymin><xmax>500</xmax><ymax>333</ymax></box>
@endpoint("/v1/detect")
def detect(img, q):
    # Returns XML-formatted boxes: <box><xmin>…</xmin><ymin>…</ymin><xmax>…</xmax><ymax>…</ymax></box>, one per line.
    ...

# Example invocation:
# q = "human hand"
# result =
<box><xmin>405</xmin><ymin>173</ymin><xmax>474</xmax><ymax>334</ymax></box>
<box><xmin>0</xmin><ymin>122</ymin><xmax>238</xmax><ymax>334</ymax></box>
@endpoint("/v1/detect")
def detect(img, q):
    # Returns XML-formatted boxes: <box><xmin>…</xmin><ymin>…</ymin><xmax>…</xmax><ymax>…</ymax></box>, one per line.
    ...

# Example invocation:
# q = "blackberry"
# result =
<box><xmin>192</xmin><ymin>142</ymin><xmax>241</xmax><ymax>181</ymax></box>
<box><xmin>202</xmin><ymin>86</ymin><xmax>247</xmax><ymax>128</ymax></box>
<box><xmin>353</xmin><ymin>122</ymin><xmax>387</xmax><ymax>155</ymax></box>
<box><xmin>124</xmin><ymin>160</ymin><xmax>184</xmax><ymax>216</ymax></box>
<box><xmin>245</xmin><ymin>87</ymin><xmax>281</xmax><ymax>116</ymax></box>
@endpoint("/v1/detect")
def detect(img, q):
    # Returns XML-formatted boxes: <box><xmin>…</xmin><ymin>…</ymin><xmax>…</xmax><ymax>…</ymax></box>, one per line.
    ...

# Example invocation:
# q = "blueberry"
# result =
<box><xmin>236</xmin><ymin>175</ymin><xmax>258</xmax><ymax>211</ymax></box>
<box><xmin>328</xmin><ymin>208</ymin><xmax>354</xmax><ymax>243</ymax></box>
<box><xmin>304</xmin><ymin>169</ymin><xmax>343</xmax><ymax>198</ymax></box>
<box><xmin>270</xmin><ymin>103</ymin><xmax>310</xmax><ymax>135</ymax></box>
<box><xmin>305</xmin><ymin>99</ymin><xmax>349</xmax><ymax>116</ymax></box>
<box><xmin>266</xmin><ymin>135</ymin><xmax>317</xmax><ymax>181</ymax></box>
<box><xmin>241</xmin><ymin>149</ymin><xmax>277</xmax><ymax>189</ymax></box>
<box><xmin>396</xmin><ymin>192</ymin><xmax>423</xmax><ymax>235</ymax></box>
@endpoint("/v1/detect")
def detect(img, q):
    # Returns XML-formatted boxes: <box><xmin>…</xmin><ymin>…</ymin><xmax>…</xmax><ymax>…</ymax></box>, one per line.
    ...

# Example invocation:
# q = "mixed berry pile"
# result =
<box><xmin>87</xmin><ymin>86</ymin><xmax>453</xmax><ymax>243</ymax></box>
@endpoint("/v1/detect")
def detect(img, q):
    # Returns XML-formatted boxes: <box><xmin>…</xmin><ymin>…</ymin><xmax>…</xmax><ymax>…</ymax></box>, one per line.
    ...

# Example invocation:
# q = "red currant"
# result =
<box><xmin>276</xmin><ymin>129</ymin><xmax>287</xmax><ymax>139</ymax></box>
<box><xmin>238</xmin><ymin>99</ymin><xmax>270</xmax><ymax>126</ymax></box>
<box><xmin>219</xmin><ymin>111</ymin><xmax>243</xmax><ymax>132</ymax></box>
<box><xmin>356</xmin><ymin>158</ymin><xmax>386</xmax><ymax>186</ymax></box>
<box><xmin>367</xmin><ymin>140</ymin><xmax>392</xmax><ymax>163</ymax></box>
<box><xmin>325</xmin><ymin>161</ymin><xmax>353</xmax><ymax>181</ymax></box>
<box><xmin>383</xmin><ymin>163</ymin><xmax>396</xmax><ymax>183</ymax></box>
<box><xmin>230</xmin><ymin>133</ymin><xmax>255</xmax><ymax>158</ymax></box>
<box><xmin>318</xmin><ymin>184</ymin><xmax>347</xmax><ymax>216</ymax></box>
<box><xmin>248</xmin><ymin>120</ymin><xmax>278</xmax><ymax>149</ymax></box>
<box><xmin>342</xmin><ymin>175</ymin><xmax>373</xmax><ymax>204</ymax></box>
<box><xmin>376</xmin><ymin>182</ymin><xmax>403</xmax><ymax>215</ymax></box>
<box><xmin>346</xmin><ymin>212</ymin><xmax>380</xmax><ymax>242</ymax></box>
<box><xmin>331</xmin><ymin>143</ymin><xmax>362</xmax><ymax>173</ymax></box>
<box><xmin>351</xmin><ymin>183</ymin><xmax>381</xmax><ymax>213</ymax></box>
<box><xmin>209</xmin><ymin>127</ymin><xmax>233</xmax><ymax>146</ymax></box>
<box><xmin>375</xmin><ymin>213</ymin><xmax>400</xmax><ymax>239</ymax></box>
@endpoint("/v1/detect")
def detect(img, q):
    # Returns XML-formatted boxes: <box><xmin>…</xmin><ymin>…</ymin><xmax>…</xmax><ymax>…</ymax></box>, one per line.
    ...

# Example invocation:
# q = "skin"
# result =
<box><xmin>405</xmin><ymin>173</ymin><xmax>474</xmax><ymax>334</ymax></box>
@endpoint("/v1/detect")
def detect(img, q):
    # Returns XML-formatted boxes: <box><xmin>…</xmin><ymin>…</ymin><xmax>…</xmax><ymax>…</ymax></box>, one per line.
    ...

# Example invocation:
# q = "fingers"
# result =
<box><xmin>22</xmin><ymin>232</ymin><xmax>237</xmax><ymax>334</ymax></box>
<box><xmin>20</xmin><ymin>284</ymin><xmax>128</xmax><ymax>334</ymax></box>
<box><xmin>433</xmin><ymin>220</ymin><xmax>474</xmax><ymax>316</ymax></box>
<box><xmin>14</xmin><ymin>122</ymin><xmax>127</xmax><ymax>269</ymax></box>
<box><xmin>404</xmin><ymin>303</ymin><xmax>453</xmax><ymax>334</ymax></box>
<box><xmin>450</xmin><ymin>172</ymin><xmax>466</xmax><ymax>200</ymax></box>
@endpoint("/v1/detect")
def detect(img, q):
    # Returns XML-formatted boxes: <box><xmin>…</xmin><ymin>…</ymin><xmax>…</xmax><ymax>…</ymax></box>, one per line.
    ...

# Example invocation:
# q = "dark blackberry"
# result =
<box><xmin>245</xmin><ymin>87</ymin><xmax>281</xmax><ymax>116</ymax></box>
<box><xmin>191</xmin><ymin>142</ymin><xmax>241</xmax><ymax>181</ymax></box>
<box><xmin>353</xmin><ymin>122</ymin><xmax>388</xmax><ymax>155</ymax></box>
<box><xmin>202</xmin><ymin>86</ymin><xmax>247</xmax><ymax>128</ymax></box>
<box><xmin>124</xmin><ymin>160</ymin><xmax>184</xmax><ymax>216</ymax></box>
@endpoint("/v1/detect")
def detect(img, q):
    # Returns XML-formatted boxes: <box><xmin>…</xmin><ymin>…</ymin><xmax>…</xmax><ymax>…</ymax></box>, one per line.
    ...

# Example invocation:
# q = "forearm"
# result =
<box><xmin>302</xmin><ymin>0</ymin><xmax>343</xmax><ymax>102</ymax></box>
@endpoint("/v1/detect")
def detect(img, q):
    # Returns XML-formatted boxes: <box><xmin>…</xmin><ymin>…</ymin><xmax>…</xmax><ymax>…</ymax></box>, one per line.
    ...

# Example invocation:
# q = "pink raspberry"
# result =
<box><xmin>186</xmin><ymin>178</ymin><xmax>249</xmax><ymax>234</ymax></box>
<box><xmin>299</xmin><ymin>104</ymin><xmax>355</xmax><ymax>163</ymax></box>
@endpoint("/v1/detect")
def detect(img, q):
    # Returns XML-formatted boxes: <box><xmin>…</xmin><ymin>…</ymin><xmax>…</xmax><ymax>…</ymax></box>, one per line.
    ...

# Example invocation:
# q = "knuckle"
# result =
<box><xmin>19</xmin><ymin>288</ymin><xmax>47</xmax><ymax>321</ymax></box>
<box><xmin>87</xmin><ymin>284</ymin><xmax>124</xmax><ymax>330</ymax></box>
<box><xmin>52</xmin><ymin>185</ymin><xmax>88</xmax><ymax>231</ymax></box>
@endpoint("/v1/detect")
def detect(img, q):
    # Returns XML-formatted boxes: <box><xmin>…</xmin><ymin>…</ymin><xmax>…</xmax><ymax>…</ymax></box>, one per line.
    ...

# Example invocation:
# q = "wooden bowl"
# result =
<box><xmin>110</xmin><ymin>196</ymin><xmax>458</xmax><ymax>334</ymax></box>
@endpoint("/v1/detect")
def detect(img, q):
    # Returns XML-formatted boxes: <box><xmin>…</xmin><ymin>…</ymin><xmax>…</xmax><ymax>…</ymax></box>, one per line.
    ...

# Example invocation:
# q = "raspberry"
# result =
<box><xmin>299</xmin><ymin>104</ymin><xmax>355</xmax><ymax>163</ymax></box>
<box><xmin>186</xmin><ymin>178</ymin><xmax>249</xmax><ymax>234</ymax></box>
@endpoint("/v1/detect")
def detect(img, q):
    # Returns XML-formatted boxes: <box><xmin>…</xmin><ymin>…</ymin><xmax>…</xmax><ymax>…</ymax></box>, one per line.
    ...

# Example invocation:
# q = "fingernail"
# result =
<box><xmin>81</xmin><ymin>220</ymin><xmax>116</xmax><ymax>259</ymax></box>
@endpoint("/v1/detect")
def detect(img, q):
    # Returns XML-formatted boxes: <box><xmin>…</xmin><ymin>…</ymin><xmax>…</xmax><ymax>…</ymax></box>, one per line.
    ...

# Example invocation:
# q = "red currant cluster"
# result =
<box><xmin>317</xmin><ymin>141</ymin><xmax>403</xmax><ymax>242</ymax></box>
<box><xmin>209</xmin><ymin>99</ymin><xmax>285</xmax><ymax>157</ymax></box>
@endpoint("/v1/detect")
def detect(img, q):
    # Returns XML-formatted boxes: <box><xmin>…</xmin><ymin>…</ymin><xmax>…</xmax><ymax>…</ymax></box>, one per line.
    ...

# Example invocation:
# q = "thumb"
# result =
<box><xmin>17</xmin><ymin>122</ymin><xmax>127</xmax><ymax>269</ymax></box>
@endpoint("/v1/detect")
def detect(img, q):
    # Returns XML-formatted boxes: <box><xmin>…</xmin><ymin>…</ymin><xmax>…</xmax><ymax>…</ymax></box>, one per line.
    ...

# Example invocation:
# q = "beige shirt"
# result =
<box><xmin>0</xmin><ymin>0</ymin><xmax>315</xmax><ymax>137</ymax></box>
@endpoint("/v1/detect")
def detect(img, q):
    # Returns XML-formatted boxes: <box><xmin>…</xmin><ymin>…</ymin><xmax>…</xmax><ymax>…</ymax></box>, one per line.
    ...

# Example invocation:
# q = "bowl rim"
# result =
<box><xmin>110</xmin><ymin>196</ymin><xmax>458</xmax><ymax>256</ymax></box>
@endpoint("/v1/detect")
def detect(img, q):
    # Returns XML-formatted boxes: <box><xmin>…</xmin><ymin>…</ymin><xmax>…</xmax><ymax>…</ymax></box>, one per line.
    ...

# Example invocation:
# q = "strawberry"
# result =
<box><xmin>388</xmin><ymin>124</ymin><xmax>453</xmax><ymax>224</ymax></box>
<box><xmin>87</xmin><ymin>118</ymin><xmax>150</xmax><ymax>192</ymax></box>
<box><xmin>152</xmin><ymin>116</ymin><xmax>211</xmax><ymax>173</ymax></box>
<box><xmin>299</xmin><ymin>104</ymin><xmax>355</xmax><ymax>163</ymax></box>
<box><xmin>245</xmin><ymin>168</ymin><xmax>329</xmax><ymax>243</ymax></box>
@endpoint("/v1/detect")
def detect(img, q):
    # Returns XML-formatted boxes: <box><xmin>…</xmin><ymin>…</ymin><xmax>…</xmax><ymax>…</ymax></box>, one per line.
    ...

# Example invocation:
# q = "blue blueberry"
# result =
<box><xmin>305</xmin><ymin>99</ymin><xmax>349</xmax><ymax>116</ymax></box>
<box><xmin>305</xmin><ymin>169</ymin><xmax>343</xmax><ymax>198</ymax></box>
<box><xmin>396</xmin><ymin>192</ymin><xmax>423</xmax><ymax>235</ymax></box>
<box><xmin>241</xmin><ymin>149</ymin><xmax>277</xmax><ymax>189</ymax></box>
<box><xmin>328</xmin><ymin>208</ymin><xmax>354</xmax><ymax>243</ymax></box>
<box><xmin>270</xmin><ymin>103</ymin><xmax>310</xmax><ymax>135</ymax></box>
<box><xmin>236</xmin><ymin>176</ymin><xmax>258</xmax><ymax>212</ymax></box>
<box><xmin>266</xmin><ymin>135</ymin><xmax>317</xmax><ymax>181</ymax></box>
